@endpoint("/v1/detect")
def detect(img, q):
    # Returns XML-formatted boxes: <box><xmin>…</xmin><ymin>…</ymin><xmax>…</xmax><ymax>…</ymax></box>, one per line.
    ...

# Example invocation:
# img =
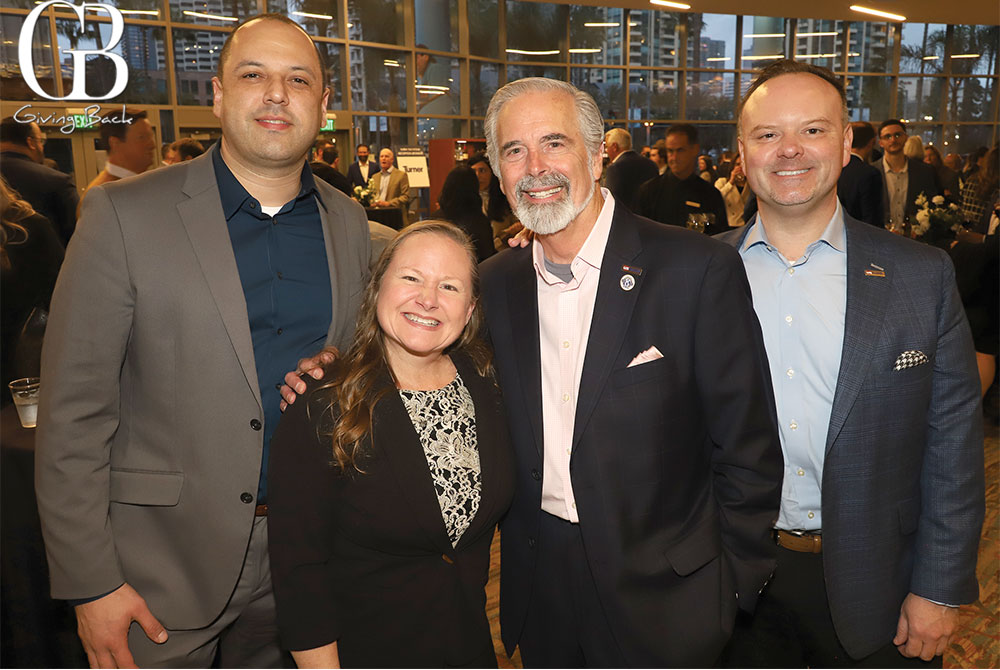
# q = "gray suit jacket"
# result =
<box><xmin>371</xmin><ymin>168</ymin><xmax>411</xmax><ymax>225</ymax></box>
<box><xmin>35</xmin><ymin>150</ymin><xmax>371</xmax><ymax>628</ymax></box>
<box><xmin>717</xmin><ymin>216</ymin><xmax>984</xmax><ymax>658</ymax></box>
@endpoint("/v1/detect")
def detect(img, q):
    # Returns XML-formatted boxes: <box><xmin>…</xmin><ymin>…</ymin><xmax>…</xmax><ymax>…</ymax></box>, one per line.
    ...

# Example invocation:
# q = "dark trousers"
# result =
<box><xmin>517</xmin><ymin>512</ymin><xmax>626</xmax><ymax>668</ymax></box>
<box><xmin>722</xmin><ymin>544</ymin><xmax>941</xmax><ymax>668</ymax></box>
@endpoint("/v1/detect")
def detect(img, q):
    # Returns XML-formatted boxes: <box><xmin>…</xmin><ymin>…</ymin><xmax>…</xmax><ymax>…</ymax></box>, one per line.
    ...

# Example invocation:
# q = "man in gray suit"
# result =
<box><xmin>35</xmin><ymin>14</ymin><xmax>370</xmax><ymax>668</ymax></box>
<box><xmin>719</xmin><ymin>59</ymin><xmax>984</xmax><ymax>667</ymax></box>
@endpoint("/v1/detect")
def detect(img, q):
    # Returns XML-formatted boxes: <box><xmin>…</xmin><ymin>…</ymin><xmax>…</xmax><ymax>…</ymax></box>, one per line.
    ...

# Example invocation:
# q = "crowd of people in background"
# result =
<box><xmin>0</xmin><ymin>16</ymin><xmax>997</xmax><ymax>667</ymax></box>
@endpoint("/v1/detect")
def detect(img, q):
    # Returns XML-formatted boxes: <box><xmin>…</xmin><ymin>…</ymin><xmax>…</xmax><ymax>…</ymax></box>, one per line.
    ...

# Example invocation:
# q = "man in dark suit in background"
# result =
<box><xmin>346</xmin><ymin>143</ymin><xmax>375</xmax><ymax>189</ymax></box>
<box><xmin>877</xmin><ymin>119</ymin><xmax>941</xmax><ymax>227</ymax></box>
<box><xmin>719</xmin><ymin>59</ymin><xmax>983</xmax><ymax>668</ymax></box>
<box><xmin>837</xmin><ymin>121</ymin><xmax>884</xmax><ymax>226</ymax></box>
<box><xmin>481</xmin><ymin>77</ymin><xmax>782</xmax><ymax>667</ymax></box>
<box><xmin>602</xmin><ymin>127</ymin><xmax>658</xmax><ymax>213</ymax></box>
<box><xmin>0</xmin><ymin>117</ymin><xmax>79</xmax><ymax>244</ymax></box>
<box><xmin>638</xmin><ymin>123</ymin><xmax>729</xmax><ymax>235</ymax></box>
<box><xmin>310</xmin><ymin>141</ymin><xmax>352</xmax><ymax>196</ymax></box>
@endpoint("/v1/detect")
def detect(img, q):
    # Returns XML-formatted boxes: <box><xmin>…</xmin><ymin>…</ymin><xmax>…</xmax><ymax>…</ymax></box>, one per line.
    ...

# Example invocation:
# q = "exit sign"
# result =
<box><xmin>321</xmin><ymin>117</ymin><xmax>336</xmax><ymax>132</ymax></box>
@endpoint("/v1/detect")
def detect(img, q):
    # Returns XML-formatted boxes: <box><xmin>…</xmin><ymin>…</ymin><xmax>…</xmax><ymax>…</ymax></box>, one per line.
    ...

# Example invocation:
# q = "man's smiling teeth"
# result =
<box><xmin>405</xmin><ymin>313</ymin><xmax>440</xmax><ymax>327</ymax></box>
<box><xmin>526</xmin><ymin>186</ymin><xmax>562</xmax><ymax>198</ymax></box>
<box><xmin>776</xmin><ymin>169</ymin><xmax>808</xmax><ymax>176</ymax></box>
<box><xmin>259</xmin><ymin>119</ymin><xmax>287</xmax><ymax>126</ymax></box>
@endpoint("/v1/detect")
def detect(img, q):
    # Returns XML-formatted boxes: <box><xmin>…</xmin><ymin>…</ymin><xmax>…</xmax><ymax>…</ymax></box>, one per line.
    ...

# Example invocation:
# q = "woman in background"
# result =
<box><xmin>714</xmin><ymin>154</ymin><xmax>751</xmax><ymax>228</ymax></box>
<box><xmin>903</xmin><ymin>135</ymin><xmax>924</xmax><ymax>161</ymax></box>
<box><xmin>432</xmin><ymin>165</ymin><xmax>496</xmax><ymax>262</ymax></box>
<box><xmin>269</xmin><ymin>221</ymin><xmax>514</xmax><ymax>668</ymax></box>
<box><xmin>0</xmin><ymin>177</ymin><xmax>64</xmax><ymax>399</ymax></box>
<box><xmin>697</xmin><ymin>154</ymin><xmax>716</xmax><ymax>182</ymax></box>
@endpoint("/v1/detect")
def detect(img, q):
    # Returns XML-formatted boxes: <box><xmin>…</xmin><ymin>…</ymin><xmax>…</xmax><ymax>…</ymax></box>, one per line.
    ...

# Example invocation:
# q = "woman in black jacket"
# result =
<box><xmin>268</xmin><ymin>221</ymin><xmax>514</xmax><ymax>668</ymax></box>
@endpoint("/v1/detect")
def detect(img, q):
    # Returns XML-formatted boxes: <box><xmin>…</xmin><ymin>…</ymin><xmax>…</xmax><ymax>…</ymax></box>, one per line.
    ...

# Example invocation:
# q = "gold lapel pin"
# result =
<box><xmin>865</xmin><ymin>263</ymin><xmax>886</xmax><ymax>278</ymax></box>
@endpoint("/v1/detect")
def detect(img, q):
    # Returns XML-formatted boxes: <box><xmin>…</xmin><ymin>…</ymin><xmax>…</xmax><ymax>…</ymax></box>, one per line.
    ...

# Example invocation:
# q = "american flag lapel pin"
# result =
<box><xmin>864</xmin><ymin>263</ymin><xmax>886</xmax><ymax>278</ymax></box>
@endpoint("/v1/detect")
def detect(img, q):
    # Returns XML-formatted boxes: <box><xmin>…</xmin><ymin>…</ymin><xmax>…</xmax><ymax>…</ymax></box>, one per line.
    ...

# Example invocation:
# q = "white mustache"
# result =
<box><xmin>515</xmin><ymin>172</ymin><xmax>571</xmax><ymax>199</ymax></box>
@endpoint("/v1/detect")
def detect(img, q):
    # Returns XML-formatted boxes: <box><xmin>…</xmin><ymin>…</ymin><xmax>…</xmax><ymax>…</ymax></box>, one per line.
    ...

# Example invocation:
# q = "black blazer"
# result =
<box><xmin>638</xmin><ymin>170</ymin><xmax>730</xmax><ymax>235</ymax></box>
<box><xmin>346</xmin><ymin>160</ymin><xmax>375</xmax><ymax>189</ymax></box>
<box><xmin>429</xmin><ymin>207</ymin><xmax>496</xmax><ymax>262</ymax></box>
<box><xmin>310</xmin><ymin>162</ymin><xmax>353</xmax><ymax>196</ymax></box>
<box><xmin>838</xmin><ymin>154</ymin><xmax>884</xmax><ymax>226</ymax></box>
<box><xmin>605</xmin><ymin>150</ymin><xmax>659</xmax><ymax>214</ymax></box>
<box><xmin>0</xmin><ymin>152</ymin><xmax>79</xmax><ymax>244</ymax></box>
<box><xmin>879</xmin><ymin>157</ymin><xmax>941</xmax><ymax>223</ymax></box>
<box><xmin>481</xmin><ymin>206</ymin><xmax>782</xmax><ymax>666</ymax></box>
<box><xmin>268</xmin><ymin>354</ymin><xmax>514</xmax><ymax>668</ymax></box>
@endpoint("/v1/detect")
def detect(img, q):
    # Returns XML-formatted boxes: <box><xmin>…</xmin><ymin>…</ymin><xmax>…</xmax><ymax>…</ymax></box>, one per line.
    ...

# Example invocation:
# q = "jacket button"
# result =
<box><xmin>531</xmin><ymin>469</ymin><xmax>541</xmax><ymax>481</ymax></box>
<box><xmin>441</xmin><ymin>554</ymin><xmax>454</xmax><ymax>565</ymax></box>
<box><xmin>250</xmin><ymin>419</ymin><xmax>262</xmax><ymax>431</ymax></box>
<box><xmin>528</xmin><ymin>537</ymin><xmax>536</xmax><ymax>548</ymax></box>
<box><xmin>240</xmin><ymin>492</ymin><xmax>253</xmax><ymax>504</ymax></box>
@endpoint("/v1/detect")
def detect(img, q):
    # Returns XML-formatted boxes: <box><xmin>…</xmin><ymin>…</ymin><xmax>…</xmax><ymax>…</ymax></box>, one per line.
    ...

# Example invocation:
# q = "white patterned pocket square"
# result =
<box><xmin>628</xmin><ymin>346</ymin><xmax>663</xmax><ymax>368</ymax></box>
<box><xmin>893</xmin><ymin>350</ymin><xmax>929</xmax><ymax>371</ymax></box>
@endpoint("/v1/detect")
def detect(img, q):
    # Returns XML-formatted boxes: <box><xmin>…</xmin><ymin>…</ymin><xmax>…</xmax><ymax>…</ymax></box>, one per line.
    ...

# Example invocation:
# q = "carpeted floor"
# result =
<box><xmin>484</xmin><ymin>418</ymin><xmax>999</xmax><ymax>668</ymax></box>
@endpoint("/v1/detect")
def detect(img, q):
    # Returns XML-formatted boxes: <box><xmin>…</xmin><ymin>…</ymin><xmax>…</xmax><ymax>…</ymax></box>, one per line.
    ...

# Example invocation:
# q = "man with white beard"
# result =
<box><xmin>478</xmin><ymin>78</ymin><xmax>783</xmax><ymax>667</ymax></box>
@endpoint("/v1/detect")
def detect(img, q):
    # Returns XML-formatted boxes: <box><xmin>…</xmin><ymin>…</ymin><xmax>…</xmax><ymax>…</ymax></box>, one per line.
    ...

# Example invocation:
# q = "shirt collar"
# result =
<box><xmin>882</xmin><ymin>155</ymin><xmax>908</xmax><ymax>174</ymax></box>
<box><xmin>531</xmin><ymin>187</ymin><xmax>615</xmax><ymax>285</ymax></box>
<box><xmin>211</xmin><ymin>142</ymin><xmax>321</xmax><ymax>220</ymax></box>
<box><xmin>381</xmin><ymin>165</ymin><xmax>394</xmax><ymax>175</ymax></box>
<box><xmin>105</xmin><ymin>161</ymin><xmax>137</xmax><ymax>179</ymax></box>
<box><xmin>742</xmin><ymin>200</ymin><xmax>847</xmax><ymax>256</ymax></box>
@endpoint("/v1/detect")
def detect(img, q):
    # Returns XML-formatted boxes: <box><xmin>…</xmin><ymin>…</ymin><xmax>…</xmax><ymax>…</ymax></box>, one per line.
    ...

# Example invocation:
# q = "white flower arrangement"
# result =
<box><xmin>913</xmin><ymin>191</ymin><xmax>962</xmax><ymax>240</ymax></box>
<box><xmin>353</xmin><ymin>177</ymin><xmax>376</xmax><ymax>207</ymax></box>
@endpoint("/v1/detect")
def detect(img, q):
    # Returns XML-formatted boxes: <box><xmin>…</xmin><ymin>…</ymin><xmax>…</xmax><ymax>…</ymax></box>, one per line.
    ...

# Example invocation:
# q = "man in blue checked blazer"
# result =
<box><xmin>718</xmin><ymin>60</ymin><xmax>984</xmax><ymax>667</ymax></box>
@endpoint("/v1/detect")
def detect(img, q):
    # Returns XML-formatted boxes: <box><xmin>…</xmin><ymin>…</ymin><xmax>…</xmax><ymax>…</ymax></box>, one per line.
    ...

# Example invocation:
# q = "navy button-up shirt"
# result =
<box><xmin>212</xmin><ymin>145</ymin><xmax>332</xmax><ymax>504</ymax></box>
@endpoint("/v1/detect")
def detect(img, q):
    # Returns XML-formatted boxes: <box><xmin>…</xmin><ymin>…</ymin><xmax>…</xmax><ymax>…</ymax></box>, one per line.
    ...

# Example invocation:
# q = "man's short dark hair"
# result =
<box><xmin>170</xmin><ymin>138</ymin><xmax>205</xmax><ymax>161</ymax></box>
<box><xmin>217</xmin><ymin>13</ymin><xmax>327</xmax><ymax>89</ymax></box>
<box><xmin>851</xmin><ymin>122</ymin><xmax>876</xmax><ymax>149</ymax></box>
<box><xmin>356</xmin><ymin>143</ymin><xmax>370</xmax><ymax>153</ymax></box>
<box><xmin>101</xmin><ymin>107</ymin><xmax>148</xmax><ymax>150</ymax></box>
<box><xmin>879</xmin><ymin>119</ymin><xmax>906</xmax><ymax>135</ymax></box>
<box><xmin>738</xmin><ymin>59</ymin><xmax>847</xmax><ymax>137</ymax></box>
<box><xmin>0</xmin><ymin>116</ymin><xmax>33</xmax><ymax>146</ymax></box>
<box><xmin>665</xmin><ymin>124</ymin><xmax>698</xmax><ymax>145</ymax></box>
<box><xmin>320</xmin><ymin>146</ymin><xmax>339</xmax><ymax>164</ymax></box>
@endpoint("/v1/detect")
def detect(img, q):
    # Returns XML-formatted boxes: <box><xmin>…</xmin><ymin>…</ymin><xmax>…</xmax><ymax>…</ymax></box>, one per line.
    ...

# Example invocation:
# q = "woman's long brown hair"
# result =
<box><xmin>316</xmin><ymin>220</ymin><xmax>493</xmax><ymax>471</ymax></box>
<box><xmin>0</xmin><ymin>177</ymin><xmax>35</xmax><ymax>270</ymax></box>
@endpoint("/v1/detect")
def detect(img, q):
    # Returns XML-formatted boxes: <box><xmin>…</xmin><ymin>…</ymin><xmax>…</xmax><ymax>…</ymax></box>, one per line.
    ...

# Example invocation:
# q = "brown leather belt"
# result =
<box><xmin>254</xmin><ymin>504</ymin><xmax>268</xmax><ymax>517</ymax></box>
<box><xmin>775</xmin><ymin>529</ymin><xmax>822</xmax><ymax>553</ymax></box>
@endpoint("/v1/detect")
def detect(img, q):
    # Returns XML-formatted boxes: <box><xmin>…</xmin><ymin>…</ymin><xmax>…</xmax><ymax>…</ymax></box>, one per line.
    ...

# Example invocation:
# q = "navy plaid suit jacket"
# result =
<box><xmin>717</xmin><ymin>215</ymin><xmax>984</xmax><ymax>658</ymax></box>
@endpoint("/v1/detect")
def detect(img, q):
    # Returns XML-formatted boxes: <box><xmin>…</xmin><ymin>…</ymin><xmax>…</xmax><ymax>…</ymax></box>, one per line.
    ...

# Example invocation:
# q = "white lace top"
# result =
<box><xmin>398</xmin><ymin>372</ymin><xmax>482</xmax><ymax>547</ymax></box>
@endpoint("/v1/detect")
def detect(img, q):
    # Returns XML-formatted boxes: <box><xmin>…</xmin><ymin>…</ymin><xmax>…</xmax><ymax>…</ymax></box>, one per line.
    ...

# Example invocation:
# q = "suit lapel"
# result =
<box><xmin>453</xmin><ymin>357</ymin><xmax>500</xmax><ymax>549</ymax></box>
<box><xmin>374</xmin><ymin>380</ymin><xmax>454</xmax><ymax>551</ymax></box>
<box><xmin>315</xmin><ymin>186</ymin><xmax>346</xmax><ymax>347</ymax></box>
<box><xmin>572</xmin><ymin>210</ymin><xmax>643</xmax><ymax>448</ymax></box>
<box><xmin>825</xmin><ymin>219</ymin><xmax>892</xmax><ymax>452</ymax></box>
<box><xmin>507</xmin><ymin>251</ymin><xmax>545</xmax><ymax>458</ymax></box>
<box><xmin>177</xmin><ymin>153</ymin><xmax>261</xmax><ymax>407</ymax></box>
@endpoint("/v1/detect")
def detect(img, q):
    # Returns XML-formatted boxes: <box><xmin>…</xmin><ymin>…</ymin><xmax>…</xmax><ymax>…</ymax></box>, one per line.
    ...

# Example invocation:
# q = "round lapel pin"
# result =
<box><xmin>620</xmin><ymin>274</ymin><xmax>635</xmax><ymax>291</ymax></box>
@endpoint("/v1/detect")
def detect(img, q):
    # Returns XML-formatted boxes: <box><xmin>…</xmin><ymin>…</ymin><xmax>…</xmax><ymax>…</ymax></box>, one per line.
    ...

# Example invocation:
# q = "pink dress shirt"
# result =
<box><xmin>532</xmin><ymin>188</ymin><xmax>616</xmax><ymax>522</ymax></box>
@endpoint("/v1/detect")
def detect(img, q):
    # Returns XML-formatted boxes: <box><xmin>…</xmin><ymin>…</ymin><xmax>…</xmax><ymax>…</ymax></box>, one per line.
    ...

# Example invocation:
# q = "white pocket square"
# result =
<box><xmin>628</xmin><ymin>346</ymin><xmax>663</xmax><ymax>368</ymax></box>
<box><xmin>893</xmin><ymin>350</ymin><xmax>928</xmax><ymax>371</ymax></box>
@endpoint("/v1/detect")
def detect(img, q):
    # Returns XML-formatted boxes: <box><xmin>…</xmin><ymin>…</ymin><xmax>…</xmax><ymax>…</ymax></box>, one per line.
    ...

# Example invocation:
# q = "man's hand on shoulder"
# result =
<box><xmin>893</xmin><ymin>592</ymin><xmax>958</xmax><ymax>661</ymax></box>
<box><xmin>75</xmin><ymin>582</ymin><xmax>166</xmax><ymax>669</ymax></box>
<box><xmin>279</xmin><ymin>347</ymin><xmax>339</xmax><ymax>410</ymax></box>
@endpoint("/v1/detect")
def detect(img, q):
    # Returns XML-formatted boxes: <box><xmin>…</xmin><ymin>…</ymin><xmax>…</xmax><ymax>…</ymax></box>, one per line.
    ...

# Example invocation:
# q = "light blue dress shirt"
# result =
<box><xmin>739</xmin><ymin>205</ymin><xmax>847</xmax><ymax>532</ymax></box>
